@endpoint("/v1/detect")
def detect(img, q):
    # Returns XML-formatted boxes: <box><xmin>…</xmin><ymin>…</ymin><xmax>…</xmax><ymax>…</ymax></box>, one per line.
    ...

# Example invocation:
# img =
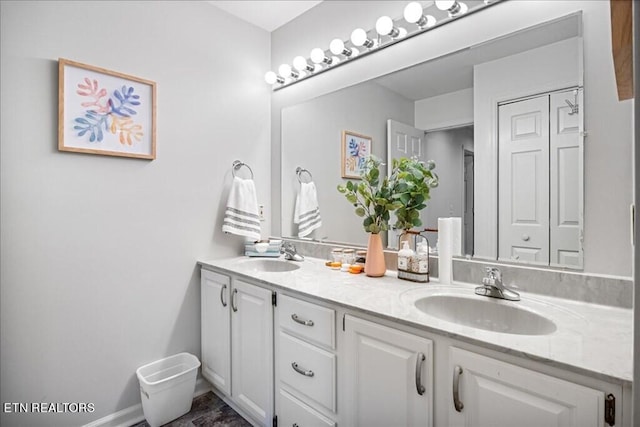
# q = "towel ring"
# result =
<box><xmin>296</xmin><ymin>167</ymin><xmax>313</xmax><ymax>183</ymax></box>
<box><xmin>232</xmin><ymin>160</ymin><xmax>254</xmax><ymax>179</ymax></box>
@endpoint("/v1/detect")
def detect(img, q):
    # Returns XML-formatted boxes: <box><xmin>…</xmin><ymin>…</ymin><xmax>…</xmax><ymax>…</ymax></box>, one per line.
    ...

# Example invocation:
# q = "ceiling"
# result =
<box><xmin>208</xmin><ymin>1</ymin><xmax>323</xmax><ymax>32</ymax></box>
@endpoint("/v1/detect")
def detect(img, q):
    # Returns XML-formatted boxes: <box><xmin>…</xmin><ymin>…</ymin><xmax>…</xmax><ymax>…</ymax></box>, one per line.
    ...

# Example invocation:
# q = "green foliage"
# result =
<box><xmin>388</xmin><ymin>157</ymin><xmax>439</xmax><ymax>231</ymax></box>
<box><xmin>337</xmin><ymin>155</ymin><xmax>439</xmax><ymax>234</ymax></box>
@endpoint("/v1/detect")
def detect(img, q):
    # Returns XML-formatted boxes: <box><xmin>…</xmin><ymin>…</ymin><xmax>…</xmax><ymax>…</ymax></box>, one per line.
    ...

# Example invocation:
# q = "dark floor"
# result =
<box><xmin>131</xmin><ymin>391</ymin><xmax>252</xmax><ymax>427</ymax></box>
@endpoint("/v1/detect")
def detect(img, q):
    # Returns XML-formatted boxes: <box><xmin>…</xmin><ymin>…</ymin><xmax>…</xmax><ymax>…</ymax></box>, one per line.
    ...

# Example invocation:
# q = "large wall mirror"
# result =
<box><xmin>279</xmin><ymin>5</ymin><xmax>630</xmax><ymax>275</ymax></box>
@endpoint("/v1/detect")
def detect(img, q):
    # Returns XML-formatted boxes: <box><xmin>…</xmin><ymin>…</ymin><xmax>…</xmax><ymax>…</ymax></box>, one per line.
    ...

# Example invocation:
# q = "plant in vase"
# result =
<box><xmin>337</xmin><ymin>155</ymin><xmax>402</xmax><ymax>277</ymax></box>
<box><xmin>389</xmin><ymin>156</ymin><xmax>439</xmax><ymax>234</ymax></box>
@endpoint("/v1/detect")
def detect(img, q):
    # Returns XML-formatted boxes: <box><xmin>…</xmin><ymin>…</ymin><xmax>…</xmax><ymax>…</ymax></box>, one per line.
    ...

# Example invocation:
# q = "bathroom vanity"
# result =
<box><xmin>198</xmin><ymin>257</ymin><xmax>632</xmax><ymax>427</ymax></box>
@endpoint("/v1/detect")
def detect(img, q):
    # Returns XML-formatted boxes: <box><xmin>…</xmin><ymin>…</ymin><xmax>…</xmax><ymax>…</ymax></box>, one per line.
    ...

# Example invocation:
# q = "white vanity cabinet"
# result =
<box><xmin>275</xmin><ymin>294</ymin><xmax>337</xmax><ymax>427</ymax></box>
<box><xmin>201</xmin><ymin>269</ymin><xmax>274</xmax><ymax>427</ymax></box>
<box><xmin>447</xmin><ymin>347</ymin><xmax>619</xmax><ymax>427</ymax></box>
<box><xmin>343</xmin><ymin>315</ymin><xmax>434</xmax><ymax>427</ymax></box>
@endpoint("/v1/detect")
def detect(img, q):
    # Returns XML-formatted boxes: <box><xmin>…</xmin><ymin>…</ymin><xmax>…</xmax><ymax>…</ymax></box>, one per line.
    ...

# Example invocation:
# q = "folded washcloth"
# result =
<box><xmin>294</xmin><ymin>181</ymin><xmax>322</xmax><ymax>238</ymax></box>
<box><xmin>222</xmin><ymin>176</ymin><xmax>261</xmax><ymax>240</ymax></box>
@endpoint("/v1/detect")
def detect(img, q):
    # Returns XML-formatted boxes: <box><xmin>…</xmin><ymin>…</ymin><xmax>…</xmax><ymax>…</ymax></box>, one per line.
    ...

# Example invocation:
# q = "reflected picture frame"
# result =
<box><xmin>58</xmin><ymin>58</ymin><xmax>157</xmax><ymax>160</ymax></box>
<box><xmin>341</xmin><ymin>130</ymin><xmax>372</xmax><ymax>179</ymax></box>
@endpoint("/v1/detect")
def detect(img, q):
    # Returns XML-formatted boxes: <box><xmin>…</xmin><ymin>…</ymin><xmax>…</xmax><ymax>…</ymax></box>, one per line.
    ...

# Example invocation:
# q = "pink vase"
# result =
<box><xmin>365</xmin><ymin>233</ymin><xmax>386</xmax><ymax>277</ymax></box>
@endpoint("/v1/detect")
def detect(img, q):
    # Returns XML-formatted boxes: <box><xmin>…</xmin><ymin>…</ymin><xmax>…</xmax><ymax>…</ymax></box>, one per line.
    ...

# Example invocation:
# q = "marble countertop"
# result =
<box><xmin>198</xmin><ymin>256</ymin><xmax>633</xmax><ymax>385</ymax></box>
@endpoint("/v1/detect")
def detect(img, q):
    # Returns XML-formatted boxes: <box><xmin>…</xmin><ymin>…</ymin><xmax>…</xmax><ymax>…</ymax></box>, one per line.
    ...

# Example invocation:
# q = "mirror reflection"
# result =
<box><xmin>281</xmin><ymin>13</ymin><xmax>583</xmax><ymax>268</ymax></box>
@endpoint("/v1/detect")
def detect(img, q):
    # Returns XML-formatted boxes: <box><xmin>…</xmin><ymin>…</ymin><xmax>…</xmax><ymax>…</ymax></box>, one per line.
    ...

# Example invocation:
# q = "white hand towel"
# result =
<box><xmin>222</xmin><ymin>176</ymin><xmax>261</xmax><ymax>241</ymax></box>
<box><xmin>294</xmin><ymin>182</ymin><xmax>322</xmax><ymax>238</ymax></box>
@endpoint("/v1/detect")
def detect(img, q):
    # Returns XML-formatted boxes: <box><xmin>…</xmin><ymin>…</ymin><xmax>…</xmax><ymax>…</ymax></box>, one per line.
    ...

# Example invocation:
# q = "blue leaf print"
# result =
<box><xmin>348</xmin><ymin>138</ymin><xmax>360</xmax><ymax>157</ymax></box>
<box><xmin>109</xmin><ymin>85</ymin><xmax>141</xmax><ymax>117</ymax></box>
<box><xmin>73</xmin><ymin>111</ymin><xmax>109</xmax><ymax>142</ymax></box>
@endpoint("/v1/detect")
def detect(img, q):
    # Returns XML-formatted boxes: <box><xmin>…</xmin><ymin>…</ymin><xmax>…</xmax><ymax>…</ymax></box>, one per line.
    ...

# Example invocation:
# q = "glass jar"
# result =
<box><xmin>342</xmin><ymin>248</ymin><xmax>356</xmax><ymax>265</ymax></box>
<box><xmin>355</xmin><ymin>250</ymin><xmax>367</xmax><ymax>268</ymax></box>
<box><xmin>331</xmin><ymin>248</ymin><xmax>343</xmax><ymax>264</ymax></box>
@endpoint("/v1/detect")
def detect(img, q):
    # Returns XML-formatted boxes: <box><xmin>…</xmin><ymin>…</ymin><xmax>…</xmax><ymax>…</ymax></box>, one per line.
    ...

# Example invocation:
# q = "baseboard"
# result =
<box><xmin>83</xmin><ymin>378</ymin><xmax>212</xmax><ymax>427</ymax></box>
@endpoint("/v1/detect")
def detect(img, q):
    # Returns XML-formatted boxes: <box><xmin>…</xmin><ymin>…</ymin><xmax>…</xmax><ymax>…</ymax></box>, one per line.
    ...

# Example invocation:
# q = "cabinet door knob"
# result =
<box><xmin>415</xmin><ymin>352</ymin><xmax>426</xmax><ymax>396</ymax></box>
<box><xmin>220</xmin><ymin>284</ymin><xmax>227</xmax><ymax>307</ymax></box>
<box><xmin>231</xmin><ymin>288</ymin><xmax>238</xmax><ymax>312</ymax></box>
<box><xmin>522</xmin><ymin>234</ymin><xmax>530</xmax><ymax>241</ymax></box>
<box><xmin>453</xmin><ymin>365</ymin><xmax>464</xmax><ymax>412</ymax></box>
<box><xmin>291</xmin><ymin>313</ymin><xmax>314</xmax><ymax>326</ymax></box>
<box><xmin>291</xmin><ymin>362</ymin><xmax>314</xmax><ymax>377</ymax></box>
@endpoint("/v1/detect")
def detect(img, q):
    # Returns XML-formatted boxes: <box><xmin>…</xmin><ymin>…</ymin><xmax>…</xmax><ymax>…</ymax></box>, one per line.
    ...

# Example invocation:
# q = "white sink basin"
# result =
<box><xmin>414</xmin><ymin>293</ymin><xmax>557</xmax><ymax>336</ymax></box>
<box><xmin>241</xmin><ymin>258</ymin><xmax>301</xmax><ymax>272</ymax></box>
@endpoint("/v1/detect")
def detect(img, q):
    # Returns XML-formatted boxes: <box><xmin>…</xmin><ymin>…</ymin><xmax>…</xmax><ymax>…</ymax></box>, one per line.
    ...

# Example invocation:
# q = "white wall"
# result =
<box><xmin>415</xmin><ymin>88</ymin><xmax>474</xmax><ymax>131</ymax></box>
<box><xmin>423</xmin><ymin>127</ymin><xmax>474</xmax><ymax>229</ymax></box>
<box><xmin>0</xmin><ymin>2</ymin><xmax>270</xmax><ymax>426</ymax></box>
<box><xmin>281</xmin><ymin>81</ymin><xmax>413</xmax><ymax>246</ymax></box>
<box><xmin>271</xmin><ymin>1</ymin><xmax>633</xmax><ymax>277</ymax></box>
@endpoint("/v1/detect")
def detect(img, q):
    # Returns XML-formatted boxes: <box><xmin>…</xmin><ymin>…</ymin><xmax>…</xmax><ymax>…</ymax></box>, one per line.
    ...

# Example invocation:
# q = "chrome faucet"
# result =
<box><xmin>280</xmin><ymin>241</ymin><xmax>304</xmax><ymax>261</ymax></box>
<box><xmin>475</xmin><ymin>267</ymin><xmax>520</xmax><ymax>301</ymax></box>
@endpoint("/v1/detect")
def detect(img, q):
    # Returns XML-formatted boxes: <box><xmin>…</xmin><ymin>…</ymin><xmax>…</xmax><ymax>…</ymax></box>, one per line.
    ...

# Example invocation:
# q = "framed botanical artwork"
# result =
<box><xmin>341</xmin><ymin>130</ymin><xmax>372</xmax><ymax>179</ymax></box>
<box><xmin>58</xmin><ymin>58</ymin><xmax>156</xmax><ymax>160</ymax></box>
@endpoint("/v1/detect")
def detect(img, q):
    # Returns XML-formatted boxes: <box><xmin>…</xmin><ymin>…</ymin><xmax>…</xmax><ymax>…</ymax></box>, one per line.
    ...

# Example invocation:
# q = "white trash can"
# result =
<box><xmin>136</xmin><ymin>352</ymin><xmax>201</xmax><ymax>427</ymax></box>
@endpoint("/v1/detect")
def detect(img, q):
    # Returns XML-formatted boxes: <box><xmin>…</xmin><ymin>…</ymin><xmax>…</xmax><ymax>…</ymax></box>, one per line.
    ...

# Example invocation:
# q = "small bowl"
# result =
<box><xmin>254</xmin><ymin>242</ymin><xmax>269</xmax><ymax>253</ymax></box>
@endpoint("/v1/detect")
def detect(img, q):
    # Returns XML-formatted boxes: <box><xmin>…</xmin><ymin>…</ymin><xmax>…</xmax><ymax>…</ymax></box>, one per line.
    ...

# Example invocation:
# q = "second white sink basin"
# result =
<box><xmin>241</xmin><ymin>258</ymin><xmax>301</xmax><ymax>272</ymax></box>
<box><xmin>414</xmin><ymin>294</ymin><xmax>557</xmax><ymax>335</ymax></box>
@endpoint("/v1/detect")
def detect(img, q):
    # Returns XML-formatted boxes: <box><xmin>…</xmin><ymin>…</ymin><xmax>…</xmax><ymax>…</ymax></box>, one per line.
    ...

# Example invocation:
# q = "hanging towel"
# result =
<box><xmin>294</xmin><ymin>182</ymin><xmax>322</xmax><ymax>238</ymax></box>
<box><xmin>222</xmin><ymin>176</ymin><xmax>261</xmax><ymax>241</ymax></box>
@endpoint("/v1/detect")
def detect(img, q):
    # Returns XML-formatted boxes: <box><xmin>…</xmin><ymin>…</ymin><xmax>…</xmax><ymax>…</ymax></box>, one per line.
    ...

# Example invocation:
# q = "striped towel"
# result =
<box><xmin>222</xmin><ymin>176</ymin><xmax>261</xmax><ymax>240</ymax></box>
<box><xmin>294</xmin><ymin>181</ymin><xmax>322</xmax><ymax>238</ymax></box>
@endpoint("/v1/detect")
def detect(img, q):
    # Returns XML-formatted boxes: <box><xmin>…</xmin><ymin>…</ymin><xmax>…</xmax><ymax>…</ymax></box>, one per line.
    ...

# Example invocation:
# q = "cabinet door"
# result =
<box><xmin>344</xmin><ymin>315</ymin><xmax>433</xmax><ymax>427</ymax></box>
<box><xmin>201</xmin><ymin>270</ymin><xmax>231</xmax><ymax>396</ymax></box>
<box><xmin>231</xmin><ymin>279</ymin><xmax>274</xmax><ymax>426</ymax></box>
<box><xmin>448</xmin><ymin>347</ymin><xmax>604</xmax><ymax>427</ymax></box>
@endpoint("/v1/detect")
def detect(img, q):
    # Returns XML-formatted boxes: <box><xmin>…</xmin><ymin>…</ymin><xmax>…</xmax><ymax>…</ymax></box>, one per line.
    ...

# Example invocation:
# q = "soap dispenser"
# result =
<box><xmin>397</xmin><ymin>240</ymin><xmax>415</xmax><ymax>275</ymax></box>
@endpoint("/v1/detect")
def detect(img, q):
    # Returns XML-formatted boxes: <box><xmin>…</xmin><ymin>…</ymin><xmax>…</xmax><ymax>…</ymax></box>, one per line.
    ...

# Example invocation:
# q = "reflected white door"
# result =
<box><xmin>549</xmin><ymin>90</ymin><xmax>583</xmax><ymax>267</ymax></box>
<box><xmin>387</xmin><ymin>119</ymin><xmax>426</xmax><ymax>248</ymax></box>
<box><xmin>498</xmin><ymin>95</ymin><xmax>550</xmax><ymax>264</ymax></box>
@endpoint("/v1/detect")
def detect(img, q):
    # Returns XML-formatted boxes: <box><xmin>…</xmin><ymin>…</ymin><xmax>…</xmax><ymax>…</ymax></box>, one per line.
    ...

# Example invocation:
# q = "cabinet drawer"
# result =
<box><xmin>279</xmin><ymin>331</ymin><xmax>336</xmax><ymax>413</ymax></box>
<box><xmin>278</xmin><ymin>389</ymin><xmax>336</xmax><ymax>427</ymax></box>
<box><xmin>278</xmin><ymin>294</ymin><xmax>335</xmax><ymax>349</ymax></box>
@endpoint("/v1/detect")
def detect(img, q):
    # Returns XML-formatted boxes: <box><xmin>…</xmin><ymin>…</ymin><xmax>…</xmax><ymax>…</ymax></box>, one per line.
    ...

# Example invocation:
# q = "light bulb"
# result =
<box><xmin>404</xmin><ymin>2</ymin><xmax>423</xmax><ymax>24</ymax></box>
<box><xmin>435</xmin><ymin>0</ymin><xmax>456</xmax><ymax>10</ymax></box>
<box><xmin>351</xmin><ymin>28</ymin><xmax>375</xmax><ymax>48</ymax></box>
<box><xmin>457</xmin><ymin>2</ymin><xmax>468</xmax><ymax>14</ymax></box>
<box><xmin>330</xmin><ymin>39</ymin><xmax>345</xmax><ymax>55</ymax></box>
<box><xmin>310</xmin><ymin>48</ymin><xmax>331</xmax><ymax>65</ymax></box>
<box><xmin>351</xmin><ymin>28</ymin><xmax>366</xmax><ymax>46</ymax></box>
<box><xmin>264</xmin><ymin>71</ymin><xmax>278</xmax><ymax>85</ymax></box>
<box><xmin>278</xmin><ymin>64</ymin><xmax>292</xmax><ymax>77</ymax></box>
<box><xmin>423</xmin><ymin>15</ymin><xmax>436</xmax><ymax>27</ymax></box>
<box><xmin>293</xmin><ymin>56</ymin><xmax>312</xmax><ymax>72</ymax></box>
<box><xmin>376</xmin><ymin>16</ymin><xmax>394</xmax><ymax>36</ymax></box>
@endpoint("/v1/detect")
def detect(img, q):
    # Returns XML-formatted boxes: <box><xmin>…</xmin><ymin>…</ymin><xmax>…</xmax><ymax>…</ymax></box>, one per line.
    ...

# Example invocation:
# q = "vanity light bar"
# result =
<box><xmin>264</xmin><ymin>0</ymin><xmax>503</xmax><ymax>90</ymax></box>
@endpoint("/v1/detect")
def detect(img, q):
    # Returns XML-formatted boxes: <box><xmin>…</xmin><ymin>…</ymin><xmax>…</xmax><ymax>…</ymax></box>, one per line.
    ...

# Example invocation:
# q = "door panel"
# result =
<box><xmin>498</xmin><ymin>96</ymin><xmax>550</xmax><ymax>264</ymax></box>
<box><xmin>449</xmin><ymin>347</ymin><xmax>604</xmax><ymax>427</ymax></box>
<box><xmin>550</xmin><ymin>89</ymin><xmax>583</xmax><ymax>268</ymax></box>
<box><xmin>231</xmin><ymin>279</ymin><xmax>273</xmax><ymax>426</ymax></box>
<box><xmin>344</xmin><ymin>315</ymin><xmax>433</xmax><ymax>427</ymax></box>
<box><xmin>201</xmin><ymin>270</ymin><xmax>231</xmax><ymax>396</ymax></box>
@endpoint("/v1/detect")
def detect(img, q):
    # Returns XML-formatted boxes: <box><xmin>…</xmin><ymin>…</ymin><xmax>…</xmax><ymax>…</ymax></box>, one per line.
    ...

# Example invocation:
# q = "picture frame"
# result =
<box><xmin>58</xmin><ymin>58</ymin><xmax>156</xmax><ymax>160</ymax></box>
<box><xmin>341</xmin><ymin>130</ymin><xmax>372</xmax><ymax>179</ymax></box>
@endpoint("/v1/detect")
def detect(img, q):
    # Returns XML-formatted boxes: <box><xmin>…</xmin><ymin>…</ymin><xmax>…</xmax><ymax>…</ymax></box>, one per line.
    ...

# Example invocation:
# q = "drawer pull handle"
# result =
<box><xmin>291</xmin><ymin>362</ymin><xmax>314</xmax><ymax>377</ymax></box>
<box><xmin>220</xmin><ymin>284</ymin><xmax>227</xmax><ymax>307</ymax></box>
<box><xmin>231</xmin><ymin>288</ymin><xmax>238</xmax><ymax>312</ymax></box>
<box><xmin>415</xmin><ymin>352</ymin><xmax>426</xmax><ymax>396</ymax></box>
<box><xmin>453</xmin><ymin>365</ymin><xmax>464</xmax><ymax>412</ymax></box>
<box><xmin>291</xmin><ymin>313</ymin><xmax>314</xmax><ymax>326</ymax></box>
